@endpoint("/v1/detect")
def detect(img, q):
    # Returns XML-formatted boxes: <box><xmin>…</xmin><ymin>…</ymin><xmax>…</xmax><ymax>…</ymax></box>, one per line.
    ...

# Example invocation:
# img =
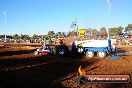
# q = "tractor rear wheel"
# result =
<box><xmin>56</xmin><ymin>45</ymin><xmax>69</xmax><ymax>57</ymax></box>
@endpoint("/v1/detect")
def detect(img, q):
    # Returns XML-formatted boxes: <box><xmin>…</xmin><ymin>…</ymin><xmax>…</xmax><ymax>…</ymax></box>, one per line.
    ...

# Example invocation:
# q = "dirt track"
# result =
<box><xmin>0</xmin><ymin>44</ymin><xmax>132</xmax><ymax>88</ymax></box>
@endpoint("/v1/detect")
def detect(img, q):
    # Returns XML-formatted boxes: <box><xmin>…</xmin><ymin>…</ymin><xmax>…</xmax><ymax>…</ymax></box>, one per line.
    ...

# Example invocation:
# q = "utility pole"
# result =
<box><xmin>107</xmin><ymin>0</ymin><xmax>112</xmax><ymax>38</ymax></box>
<box><xmin>70</xmin><ymin>17</ymin><xmax>78</xmax><ymax>36</ymax></box>
<box><xmin>3</xmin><ymin>11</ymin><xmax>7</xmax><ymax>42</ymax></box>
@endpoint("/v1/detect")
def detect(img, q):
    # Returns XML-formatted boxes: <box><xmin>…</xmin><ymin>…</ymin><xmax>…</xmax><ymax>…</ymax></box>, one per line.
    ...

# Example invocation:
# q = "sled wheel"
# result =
<box><xmin>97</xmin><ymin>50</ymin><xmax>106</xmax><ymax>58</ymax></box>
<box><xmin>86</xmin><ymin>51</ymin><xmax>94</xmax><ymax>59</ymax></box>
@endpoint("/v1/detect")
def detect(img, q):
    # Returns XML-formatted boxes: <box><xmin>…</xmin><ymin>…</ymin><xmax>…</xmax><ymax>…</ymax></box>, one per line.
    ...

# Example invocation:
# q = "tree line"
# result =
<box><xmin>0</xmin><ymin>24</ymin><xmax>132</xmax><ymax>40</ymax></box>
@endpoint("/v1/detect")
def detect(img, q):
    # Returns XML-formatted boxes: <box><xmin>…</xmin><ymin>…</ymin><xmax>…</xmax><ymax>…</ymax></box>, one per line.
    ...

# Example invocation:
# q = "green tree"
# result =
<box><xmin>62</xmin><ymin>32</ymin><xmax>66</xmax><ymax>37</ymax></box>
<box><xmin>92</xmin><ymin>29</ymin><xmax>99</xmax><ymax>38</ymax></box>
<box><xmin>48</xmin><ymin>31</ymin><xmax>55</xmax><ymax>35</ymax></box>
<box><xmin>118</xmin><ymin>26</ymin><xmax>124</xmax><ymax>33</ymax></box>
<box><xmin>13</xmin><ymin>34</ymin><xmax>20</xmax><ymax>39</ymax></box>
<box><xmin>66</xmin><ymin>31</ymin><xmax>75</xmax><ymax>37</ymax></box>
<box><xmin>99</xmin><ymin>27</ymin><xmax>107</xmax><ymax>35</ymax></box>
<box><xmin>56</xmin><ymin>32</ymin><xmax>61</xmax><ymax>36</ymax></box>
<box><xmin>20</xmin><ymin>34</ymin><xmax>30</xmax><ymax>39</ymax></box>
<box><xmin>125</xmin><ymin>24</ymin><xmax>132</xmax><ymax>33</ymax></box>
<box><xmin>32</xmin><ymin>34</ymin><xmax>38</xmax><ymax>39</ymax></box>
<box><xmin>56</xmin><ymin>32</ymin><xmax>63</xmax><ymax>37</ymax></box>
<box><xmin>109</xmin><ymin>27</ymin><xmax>119</xmax><ymax>35</ymax></box>
<box><xmin>109</xmin><ymin>26</ymin><xmax>124</xmax><ymax>35</ymax></box>
<box><xmin>7</xmin><ymin>35</ymin><xmax>13</xmax><ymax>39</ymax></box>
<box><xmin>39</xmin><ymin>35</ymin><xmax>46</xmax><ymax>39</ymax></box>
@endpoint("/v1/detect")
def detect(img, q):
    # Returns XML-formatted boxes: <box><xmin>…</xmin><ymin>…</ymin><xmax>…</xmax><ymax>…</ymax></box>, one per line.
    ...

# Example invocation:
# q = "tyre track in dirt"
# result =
<box><xmin>0</xmin><ymin>44</ymin><xmax>132</xmax><ymax>88</ymax></box>
<box><xmin>0</xmin><ymin>57</ymin><xmax>68</xmax><ymax>72</ymax></box>
<box><xmin>0</xmin><ymin>55</ymin><xmax>100</xmax><ymax>88</ymax></box>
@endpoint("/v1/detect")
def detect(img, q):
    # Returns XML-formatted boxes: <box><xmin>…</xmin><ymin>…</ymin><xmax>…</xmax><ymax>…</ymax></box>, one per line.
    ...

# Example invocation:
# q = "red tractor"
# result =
<box><xmin>34</xmin><ymin>45</ymin><xmax>51</xmax><ymax>55</ymax></box>
<box><xmin>34</xmin><ymin>37</ymin><xmax>69</xmax><ymax>57</ymax></box>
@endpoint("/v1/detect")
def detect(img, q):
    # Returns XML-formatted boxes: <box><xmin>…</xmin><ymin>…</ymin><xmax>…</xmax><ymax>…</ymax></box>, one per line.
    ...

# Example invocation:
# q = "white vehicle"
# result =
<box><xmin>74</xmin><ymin>38</ymin><xmax>117</xmax><ymax>58</ymax></box>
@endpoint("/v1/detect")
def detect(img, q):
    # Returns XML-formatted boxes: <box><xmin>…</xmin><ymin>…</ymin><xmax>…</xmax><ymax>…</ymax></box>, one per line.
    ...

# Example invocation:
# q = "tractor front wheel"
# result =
<box><xmin>34</xmin><ymin>51</ymin><xmax>39</xmax><ymax>56</ymax></box>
